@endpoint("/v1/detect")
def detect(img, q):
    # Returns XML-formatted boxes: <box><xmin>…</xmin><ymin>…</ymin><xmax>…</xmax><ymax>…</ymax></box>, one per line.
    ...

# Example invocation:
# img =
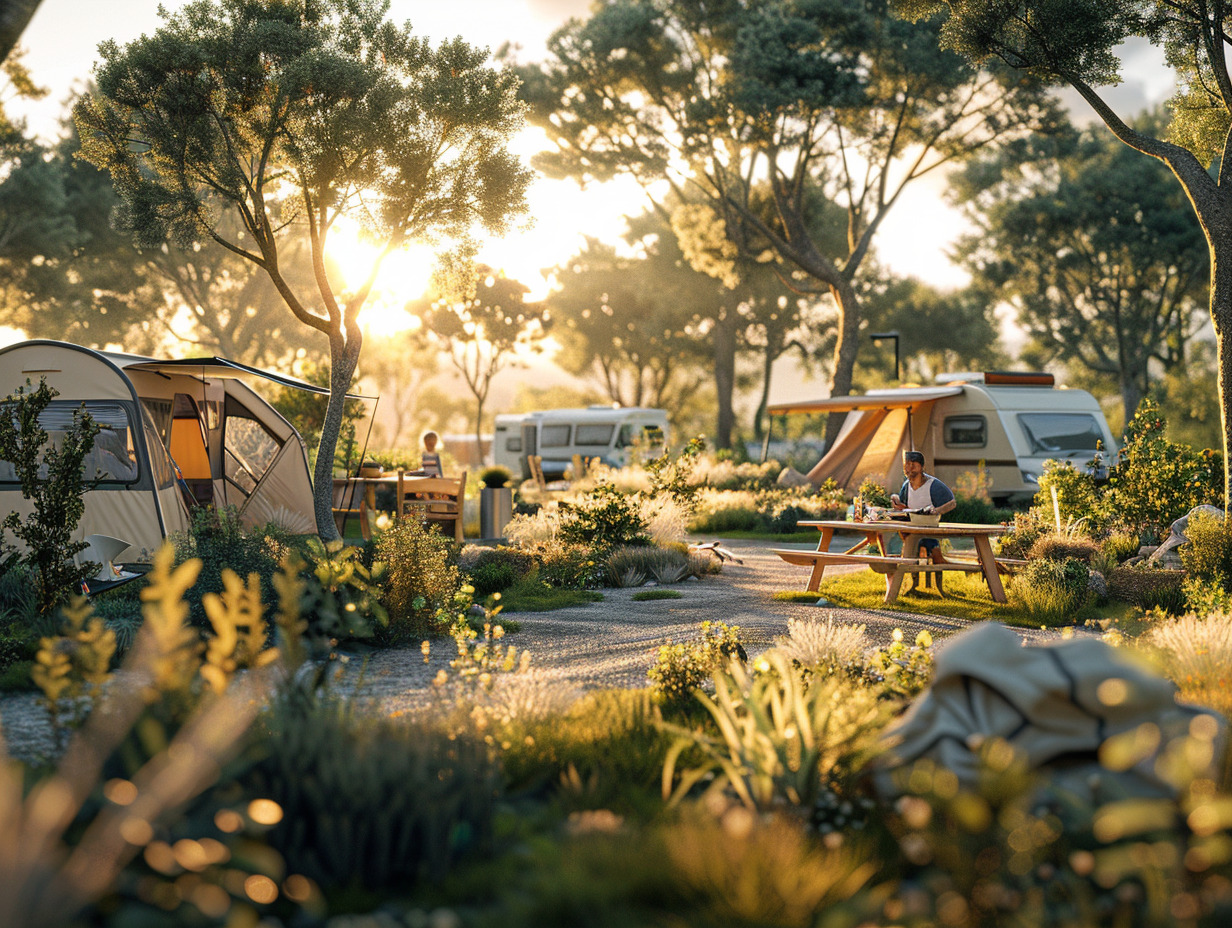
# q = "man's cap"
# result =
<box><xmin>903</xmin><ymin>450</ymin><xmax>925</xmax><ymax>464</ymax></box>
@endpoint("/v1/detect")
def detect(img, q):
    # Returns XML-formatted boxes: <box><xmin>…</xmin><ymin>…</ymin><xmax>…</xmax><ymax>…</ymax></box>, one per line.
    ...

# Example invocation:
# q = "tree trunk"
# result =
<box><xmin>713</xmin><ymin>307</ymin><xmax>738</xmax><ymax>450</ymax></box>
<box><xmin>1211</xmin><ymin>239</ymin><xmax>1232</xmax><ymax>507</ymax></box>
<box><xmin>1119</xmin><ymin>375</ymin><xmax>1144</xmax><ymax>426</ymax></box>
<box><xmin>823</xmin><ymin>277</ymin><xmax>863</xmax><ymax>447</ymax></box>
<box><xmin>313</xmin><ymin>334</ymin><xmax>361</xmax><ymax>541</ymax></box>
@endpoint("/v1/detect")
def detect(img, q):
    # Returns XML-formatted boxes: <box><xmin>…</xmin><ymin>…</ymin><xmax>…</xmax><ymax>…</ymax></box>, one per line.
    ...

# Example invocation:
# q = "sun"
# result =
<box><xmin>327</xmin><ymin>223</ymin><xmax>437</xmax><ymax>335</ymax></box>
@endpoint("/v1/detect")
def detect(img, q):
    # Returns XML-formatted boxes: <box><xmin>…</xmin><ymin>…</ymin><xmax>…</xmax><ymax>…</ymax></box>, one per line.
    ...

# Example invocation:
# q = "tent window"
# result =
<box><xmin>224</xmin><ymin>397</ymin><xmax>281</xmax><ymax>494</ymax></box>
<box><xmin>141</xmin><ymin>399</ymin><xmax>172</xmax><ymax>447</ymax></box>
<box><xmin>0</xmin><ymin>401</ymin><xmax>139</xmax><ymax>485</ymax></box>
<box><xmin>1018</xmin><ymin>413</ymin><xmax>1103</xmax><ymax>455</ymax></box>
<box><xmin>944</xmin><ymin>415</ymin><xmax>987</xmax><ymax>448</ymax></box>
<box><xmin>541</xmin><ymin>424</ymin><xmax>571</xmax><ymax>447</ymax></box>
<box><xmin>140</xmin><ymin>405</ymin><xmax>174</xmax><ymax>489</ymax></box>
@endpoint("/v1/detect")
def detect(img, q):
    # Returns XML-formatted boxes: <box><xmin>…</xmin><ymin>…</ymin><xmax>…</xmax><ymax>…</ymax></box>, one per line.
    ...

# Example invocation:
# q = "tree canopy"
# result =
<box><xmin>76</xmin><ymin>0</ymin><xmax>531</xmax><ymax>537</ymax></box>
<box><xmin>953</xmin><ymin>114</ymin><xmax>1209</xmax><ymax>423</ymax></box>
<box><xmin>893</xmin><ymin>0</ymin><xmax>1232</xmax><ymax>502</ymax></box>
<box><xmin>519</xmin><ymin>0</ymin><xmax>1057</xmax><ymax>442</ymax></box>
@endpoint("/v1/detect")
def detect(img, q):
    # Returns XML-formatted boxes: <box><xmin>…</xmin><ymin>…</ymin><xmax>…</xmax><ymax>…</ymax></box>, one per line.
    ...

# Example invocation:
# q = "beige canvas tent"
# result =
<box><xmin>0</xmin><ymin>340</ymin><xmax>322</xmax><ymax>564</ymax></box>
<box><xmin>769</xmin><ymin>373</ymin><xmax>1117</xmax><ymax>504</ymax></box>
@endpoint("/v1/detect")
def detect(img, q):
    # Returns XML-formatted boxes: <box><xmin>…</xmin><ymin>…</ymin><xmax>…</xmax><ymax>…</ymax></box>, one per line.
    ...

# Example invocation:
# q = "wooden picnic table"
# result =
<box><xmin>773</xmin><ymin>518</ymin><xmax>1011</xmax><ymax>604</ymax></box>
<box><xmin>331</xmin><ymin>471</ymin><xmax>465</xmax><ymax>541</ymax></box>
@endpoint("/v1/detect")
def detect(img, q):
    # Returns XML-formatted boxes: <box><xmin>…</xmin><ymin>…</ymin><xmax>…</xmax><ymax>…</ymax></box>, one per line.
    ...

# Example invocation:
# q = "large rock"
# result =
<box><xmin>776</xmin><ymin>466</ymin><xmax>812</xmax><ymax>488</ymax></box>
<box><xmin>1147</xmin><ymin>504</ymin><xmax>1226</xmax><ymax>569</ymax></box>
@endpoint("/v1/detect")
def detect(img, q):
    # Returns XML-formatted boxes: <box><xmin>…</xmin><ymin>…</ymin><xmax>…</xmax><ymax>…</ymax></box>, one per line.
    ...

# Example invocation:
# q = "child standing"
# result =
<box><xmin>420</xmin><ymin>430</ymin><xmax>443</xmax><ymax>476</ymax></box>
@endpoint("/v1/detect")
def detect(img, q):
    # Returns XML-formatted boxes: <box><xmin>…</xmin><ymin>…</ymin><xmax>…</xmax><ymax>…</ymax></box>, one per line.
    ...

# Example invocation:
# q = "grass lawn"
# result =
<box><xmin>788</xmin><ymin>568</ymin><xmax>1138</xmax><ymax>628</ymax></box>
<box><xmin>500</xmin><ymin>579</ymin><xmax>604</xmax><ymax>612</ymax></box>
<box><xmin>631</xmin><ymin>589</ymin><xmax>683</xmax><ymax>601</ymax></box>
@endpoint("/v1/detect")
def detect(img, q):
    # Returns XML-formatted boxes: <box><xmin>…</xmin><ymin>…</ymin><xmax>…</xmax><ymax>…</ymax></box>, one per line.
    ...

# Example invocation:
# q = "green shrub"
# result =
<box><xmin>950</xmin><ymin>496</ymin><xmax>1016</xmax><ymax>525</ymax></box>
<box><xmin>1107</xmin><ymin>565</ymin><xmax>1187</xmax><ymax>613</ymax></box>
<box><xmin>242</xmin><ymin>698</ymin><xmax>498</xmax><ymax>892</ymax></box>
<box><xmin>376</xmin><ymin>516</ymin><xmax>462</xmax><ymax>642</ymax></box>
<box><xmin>536</xmin><ymin>543</ymin><xmax>604</xmax><ymax>589</ymax></box>
<box><xmin>0</xmin><ymin>619</ymin><xmax>36</xmax><ymax>678</ymax></box>
<box><xmin>0</xmin><ymin>378</ymin><xmax>101</xmax><ymax>617</ymax></box>
<box><xmin>171</xmin><ymin>507</ymin><xmax>297</xmax><ymax>630</ymax></box>
<box><xmin>499</xmin><ymin>574</ymin><xmax>605</xmax><ymax>611</ymax></box>
<box><xmin>558</xmin><ymin>483</ymin><xmax>651</xmax><ymax>553</ymax></box>
<box><xmin>1179</xmin><ymin>510</ymin><xmax>1232</xmax><ymax>587</ymax></box>
<box><xmin>1105</xmin><ymin>399</ymin><xmax>1223</xmax><ymax>540</ymax></box>
<box><xmin>88</xmin><ymin>591</ymin><xmax>144</xmax><ymax>655</ymax></box>
<box><xmin>766</xmin><ymin>502</ymin><xmax>810</xmax><ymax>534</ymax></box>
<box><xmin>1182</xmin><ymin>576</ymin><xmax>1232</xmax><ymax>617</ymax></box>
<box><xmin>605</xmin><ymin>546</ymin><xmax>691</xmax><ymax>587</ymax></box>
<box><xmin>479</xmin><ymin>465</ymin><xmax>512</xmax><ymax>488</ymax></box>
<box><xmin>1035</xmin><ymin>460</ymin><xmax>1104</xmax><ymax>527</ymax></box>
<box><xmin>995</xmin><ymin>510</ymin><xmax>1048</xmax><ymax>560</ymax></box>
<box><xmin>1027</xmin><ymin>532</ymin><xmax>1101</xmax><ymax>564</ymax></box>
<box><xmin>687</xmin><ymin>506</ymin><xmax>763</xmax><ymax>533</ymax></box>
<box><xmin>648</xmin><ymin>621</ymin><xmax>747</xmax><ymax>709</ymax></box>
<box><xmin>466</xmin><ymin>546</ymin><xmax>538</xmax><ymax>596</ymax></box>
<box><xmin>1100</xmin><ymin>530</ymin><xmax>1141</xmax><ymax>566</ymax></box>
<box><xmin>295</xmin><ymin>538</ymin><xmax>389</xmax><ymax>648</ymax></box>
<box><xmin>1010</xmin><ymin>557</ymin><xmax>1090</xmax><ymax>624</ymax></box>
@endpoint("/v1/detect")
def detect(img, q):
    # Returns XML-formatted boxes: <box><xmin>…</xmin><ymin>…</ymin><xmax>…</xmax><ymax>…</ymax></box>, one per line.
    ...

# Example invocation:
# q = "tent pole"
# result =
<box><xmin>760</xmin><ymin>415</ymin><xmax>773</xmax><ymax>464</ymax></box>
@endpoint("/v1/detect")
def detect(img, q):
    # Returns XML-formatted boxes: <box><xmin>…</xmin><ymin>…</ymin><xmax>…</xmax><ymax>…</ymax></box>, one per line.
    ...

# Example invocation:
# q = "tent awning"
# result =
<box><xmin>124</xmin><ymin>357</ymin><xmax>376</xmax><ymax>400</ymax></box>
<box><xmin>767</xmin><ymin>386</ymin><xmax>963</xmax><ymax>415</ymax></box>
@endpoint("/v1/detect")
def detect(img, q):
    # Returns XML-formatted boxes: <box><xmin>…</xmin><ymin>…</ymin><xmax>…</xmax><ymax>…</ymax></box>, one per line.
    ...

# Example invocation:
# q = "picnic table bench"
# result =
<box><xmin>775</xmin><ymin>519</ymin><xmax>1013</xmax><ymax>604</ymax></box>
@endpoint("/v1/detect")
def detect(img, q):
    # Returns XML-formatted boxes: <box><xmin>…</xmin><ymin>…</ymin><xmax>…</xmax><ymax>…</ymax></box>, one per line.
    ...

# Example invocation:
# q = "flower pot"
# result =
<box><xmin>479</xmin><ymin>486</ymin><xmax>513</xmax><ymax>540</ymax></box>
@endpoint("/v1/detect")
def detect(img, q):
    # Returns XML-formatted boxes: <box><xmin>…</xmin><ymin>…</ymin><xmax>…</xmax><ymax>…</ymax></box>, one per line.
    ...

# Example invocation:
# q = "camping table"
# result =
<box><xmin>792</xmin><ymin>519</ymin><xmax>1010</xmax><ymax>604</ymax></box>
<box><xmin>331</xmin><ymin>473</ymin><xmax>443</xmax><ymax>539</ymax></box>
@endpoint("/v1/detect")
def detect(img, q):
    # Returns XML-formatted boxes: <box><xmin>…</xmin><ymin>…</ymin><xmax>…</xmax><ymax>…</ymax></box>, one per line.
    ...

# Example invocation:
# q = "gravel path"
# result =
<box><xmin>0</xmin><ymin>538</ymin><xmax>1050</xmax><ymax>761</ymax></box>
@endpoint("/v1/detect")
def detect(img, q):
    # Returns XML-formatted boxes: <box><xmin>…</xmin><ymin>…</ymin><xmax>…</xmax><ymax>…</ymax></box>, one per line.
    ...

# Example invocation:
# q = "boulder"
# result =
<box><xmin>1147</xmin><ymin>504</ymin><xmax>1226</xmax><ymax>570</ymax></box>
<box><xmin>776</xmin><ymin>466</ymin><xmax>812</xmax><ymax>488</ymax></box>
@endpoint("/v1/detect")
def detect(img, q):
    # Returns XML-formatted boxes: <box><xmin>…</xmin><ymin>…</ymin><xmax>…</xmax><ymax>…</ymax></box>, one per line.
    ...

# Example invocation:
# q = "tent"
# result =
<box><xmin>768</xmin><ymin>387</ymin><xmax>962</xmax><ymax>492</ymax></box>
<box><xmin>0</xmin><ymin>340</ymin><xmax>326</xmax><ymax>563</ymax></box>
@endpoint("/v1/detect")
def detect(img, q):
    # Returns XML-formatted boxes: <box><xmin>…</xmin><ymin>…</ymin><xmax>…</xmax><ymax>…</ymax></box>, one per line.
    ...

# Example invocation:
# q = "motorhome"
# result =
<box><xmin>493</xmin><ymin>406</ymin><xmax>669</xmax><ymax>480</ymax></box>
<box><xmin>768</xmin><ymin>372</ymin><xmax>1117</xmax><ymax>504</ymax></box>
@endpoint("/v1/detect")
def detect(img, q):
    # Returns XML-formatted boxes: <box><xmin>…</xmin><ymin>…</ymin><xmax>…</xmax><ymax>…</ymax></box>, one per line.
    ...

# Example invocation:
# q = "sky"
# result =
<box><xmin>6</xmin><ymin>1</ymin><xmax>1182</xmax><ymax>395</ymax></box>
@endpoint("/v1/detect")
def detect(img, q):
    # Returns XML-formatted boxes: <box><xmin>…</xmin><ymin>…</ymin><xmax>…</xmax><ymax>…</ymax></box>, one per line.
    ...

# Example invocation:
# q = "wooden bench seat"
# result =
<box><xmin>772</xmin><ymin>548</ymin><xmax>984</xmax><ymax>599</ymax></box>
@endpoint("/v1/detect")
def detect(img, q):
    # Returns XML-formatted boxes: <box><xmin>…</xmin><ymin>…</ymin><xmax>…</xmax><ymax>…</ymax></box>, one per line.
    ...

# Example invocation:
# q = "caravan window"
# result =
<box><xmin>541</xmin><ymin>424</ymin><xmax>571</xmax><ymax>447</ymax></box>
<box><xmin>1018</xmin><ymin>413</ymin><xmax>1103</xmax><ymax>454</ymax></box>
<box><xmin>575</xmin><ymin>424</ymin><xmax>615</xmax><ymax>446</ymax></box>
<box><xmin>0</xmin><ymin>401</ymin><xmax>138</xmax><ymax>485</ymax></box>
<box><xmin>617</xmin><ymin>423</ymin><xmax>664</xmax><ymax>449</ymax></box>
<box><xmin>224</xmin><ymin>397</ymin><xmax>280</xmax><ymax>494</ymax></box>
<box><xmin>944</xmin><ymin>415</ymin><xmax>987</xmax><ymax>447</ymax></box>
<box><xmin>504</xmin><ymin>436</ymin><xmax>522</xmax><ymax>453</ymax></box>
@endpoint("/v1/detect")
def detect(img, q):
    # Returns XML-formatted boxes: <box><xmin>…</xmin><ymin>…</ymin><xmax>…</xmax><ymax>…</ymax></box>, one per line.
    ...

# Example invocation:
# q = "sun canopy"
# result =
<box><xmin>124</xmin><ymin>357</ymin><xmax>375</xmax><ymax>400</ymax></box>
<box><xmin>767</xmin><ymin>386</ymin><xmax>963</xmax><ymax>415</ymax></box>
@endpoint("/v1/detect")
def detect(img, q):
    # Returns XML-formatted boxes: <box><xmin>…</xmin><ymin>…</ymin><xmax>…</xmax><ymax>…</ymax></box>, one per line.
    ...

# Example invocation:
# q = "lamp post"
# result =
<box><xmin>868</xmin><ymin>331</ymin><xmax>900</xmax><ymax>382</ymax></box>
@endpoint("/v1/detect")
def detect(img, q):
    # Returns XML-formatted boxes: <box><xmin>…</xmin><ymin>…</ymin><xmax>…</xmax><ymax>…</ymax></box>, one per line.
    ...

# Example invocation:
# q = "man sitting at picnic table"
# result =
<box><xmin>890</xmin><ymin>450</ymin><xmax>957</xmax><ymax>565</ymax></box>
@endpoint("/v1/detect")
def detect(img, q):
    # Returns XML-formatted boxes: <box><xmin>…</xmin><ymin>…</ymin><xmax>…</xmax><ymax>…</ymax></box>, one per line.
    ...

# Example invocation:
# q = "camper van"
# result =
<box><xmin>768</xmin><ymin>372</ymin><xmax>1117</xmax><ymax>504</ymax></box>
<box><xmin>0</xmin><ymin>340</ymin><xmax>323</xmax><ymax>564</ymax></box>
<box><xmin>493</xmin><ymin>406</ymin><xmax>669</xmax><ymax>480</ymax></box>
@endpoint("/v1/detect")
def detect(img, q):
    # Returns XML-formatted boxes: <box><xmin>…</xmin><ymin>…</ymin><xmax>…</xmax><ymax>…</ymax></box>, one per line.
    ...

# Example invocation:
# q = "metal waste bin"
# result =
<box><xmin>479</xmin><ymin>487</ymin><xmax>513</xmax><ymax>540</ymax></box>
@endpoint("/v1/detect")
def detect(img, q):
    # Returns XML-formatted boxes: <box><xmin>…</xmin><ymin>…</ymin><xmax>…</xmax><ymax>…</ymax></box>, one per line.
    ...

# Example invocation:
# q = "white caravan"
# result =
<box><xmin>769</xmin><ymin>372</ymin><xmax>1118</xmax><ymax>504</ymax></box>
<box><xmin>493</xmin><ymin>406</ymin><xmax>669</xmax><ymax>480</ymax></box>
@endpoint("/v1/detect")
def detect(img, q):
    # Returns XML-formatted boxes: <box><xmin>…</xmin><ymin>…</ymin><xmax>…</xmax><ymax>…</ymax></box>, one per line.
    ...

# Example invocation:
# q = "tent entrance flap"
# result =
<box><xmin>805</xmin><ymin>401</ymin><xmax>941</xmax><ymax>492</ymax></box>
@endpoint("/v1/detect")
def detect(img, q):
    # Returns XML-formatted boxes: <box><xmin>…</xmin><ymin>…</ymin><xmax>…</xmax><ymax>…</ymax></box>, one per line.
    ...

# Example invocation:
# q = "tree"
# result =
<box><xmin>519</xmin><ymin>0</ymin><xmax>1056</xmax><ymax>443</ymax></box>
<box><xmin>892</xmin><ymin>0</ymin><xmax>1232</xmax><ymax>503</ymax></box>
<box><xmin>75</xmin><ymin>0</ymin><xmax>531</xmax><ymax>538</ymax></box>
<box><xmin>0</xmin><ymin>3</ymin><xmax>42</xmax><ymax>63</ymax></box>
<box><xmin>857</xmin><ymin>275</ymin><xmax>1007</xmax><ymax>386</ymax></box>
<box><xmin>951</xmin><ymin>115</ymin><xmax>1208</xmax><ymax>422</ymax></box>
<box><xmin>548</xmin><ymin>235</ymin><xmax>710</xmax><ymax>413</ymax></box>
<box><xmin>422</xmin><ymin>266</ymin><xmax>548</xmax><ymax>456</ymax></box>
